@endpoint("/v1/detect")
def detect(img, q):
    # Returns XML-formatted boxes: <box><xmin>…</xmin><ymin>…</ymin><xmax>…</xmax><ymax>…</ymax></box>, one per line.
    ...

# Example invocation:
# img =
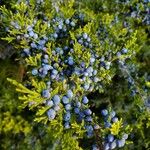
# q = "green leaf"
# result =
<box><xmin>110</xmin><ymin>118</ymin><xmax>123</xmax><ymax>135</ymax></box>
<box><xmin>1</xmin><ymin>37</ymin><xmax>15</xmax><ymax>43</ymax></box>
<box><xmin>25</xmin><ymin>54</ymin><xmax>42</xmax><ymax>66</ymax></box>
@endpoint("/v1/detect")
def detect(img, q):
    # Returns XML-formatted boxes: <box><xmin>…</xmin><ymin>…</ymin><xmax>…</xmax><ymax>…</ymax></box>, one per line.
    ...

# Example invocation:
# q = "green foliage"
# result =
<box><xmin>0</xmin><ymin>0</ymin><xmax>150</xmax><ymax>150</ymax></box>
<box><xmin>110</xmin><ymin>119</ymin><xmax>123</xmax><ymax>135</ymax></box>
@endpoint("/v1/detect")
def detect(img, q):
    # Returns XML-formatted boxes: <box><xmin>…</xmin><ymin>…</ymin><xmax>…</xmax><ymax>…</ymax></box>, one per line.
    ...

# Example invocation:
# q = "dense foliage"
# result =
<box><xmin>0</xmin><ymin>0</ymin><xmax>150</xmax><ymax>150</ymax></box>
